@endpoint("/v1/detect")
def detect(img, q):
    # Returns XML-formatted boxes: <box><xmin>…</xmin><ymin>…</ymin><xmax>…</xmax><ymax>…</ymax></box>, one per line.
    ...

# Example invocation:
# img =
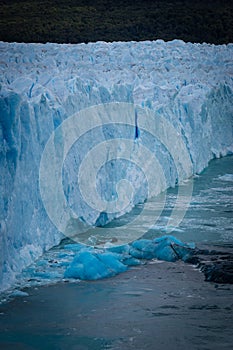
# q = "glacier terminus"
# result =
<box><xmin>0</xmin><ymin>39</ymin><xmax>233</xmax><ymax>292</ymax></box>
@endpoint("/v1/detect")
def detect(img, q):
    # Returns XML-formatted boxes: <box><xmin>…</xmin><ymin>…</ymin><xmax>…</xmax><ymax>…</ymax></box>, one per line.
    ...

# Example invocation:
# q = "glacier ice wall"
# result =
<box><xmin>0</xmin><ymin>40</ymin><xmax>233</xmax><ymax>291</ymax></box>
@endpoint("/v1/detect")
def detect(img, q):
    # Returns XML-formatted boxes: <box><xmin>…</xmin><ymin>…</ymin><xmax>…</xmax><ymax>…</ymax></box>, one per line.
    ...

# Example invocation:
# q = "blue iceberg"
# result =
<box><xmin>64</xmin><ymin>235</ymin><xmax>195</xmax><ymax>280</ymax></box>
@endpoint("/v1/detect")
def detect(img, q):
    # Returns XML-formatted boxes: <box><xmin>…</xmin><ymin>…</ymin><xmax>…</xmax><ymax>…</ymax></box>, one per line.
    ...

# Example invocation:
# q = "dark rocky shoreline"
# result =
<box><xmin>187</xmin><ymin>245</ymin><xmax>233</xmax><ymax>284</ymax></box>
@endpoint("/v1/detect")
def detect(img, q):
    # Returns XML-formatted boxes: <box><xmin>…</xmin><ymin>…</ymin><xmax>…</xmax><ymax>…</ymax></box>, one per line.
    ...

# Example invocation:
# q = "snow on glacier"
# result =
<box><xmin>0</xmin><ymin>39</ymin><xmax>233</xmax><ymax>291</ymax></box>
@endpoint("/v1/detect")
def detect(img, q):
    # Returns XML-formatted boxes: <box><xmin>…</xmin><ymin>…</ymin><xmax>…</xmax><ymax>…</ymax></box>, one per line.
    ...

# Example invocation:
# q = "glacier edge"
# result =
<box><xmin>0</xmin><ymin>39</ymin><xmax>233</xmax><ymax>291</ymax></box>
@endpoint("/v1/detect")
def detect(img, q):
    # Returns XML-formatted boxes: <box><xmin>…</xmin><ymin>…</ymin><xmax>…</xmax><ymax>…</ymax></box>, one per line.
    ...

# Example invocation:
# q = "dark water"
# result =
<box><xmin>92</xmin><ymin>155</ymin><xmax>233</xmax><ymax>247</ymax></box>
<box><xmin>147</xmin><ymin>155</ymin><xmax>233</xmax><ymax>245</ymax></box>
<box><xmin>0</xmin><ymin>155</ymin><xmax>232</xmax><ymax>349</ymax></box>
<box><xmin>0</xmin><ymin>261</ymin><xmax>233</xmax><ymax>350</ymax></box>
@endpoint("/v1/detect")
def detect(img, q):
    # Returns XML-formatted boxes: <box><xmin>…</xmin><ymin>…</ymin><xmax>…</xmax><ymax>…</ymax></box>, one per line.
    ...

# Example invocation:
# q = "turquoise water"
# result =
<box><xmin>102</xmin><ymin>154</ymin><xmax>233</xmax><ymax>245</ymax></box>
<box><xmin>146</xmin><ymin>155</ymin><xmax>233</xmax><ymax>244</ymax></box>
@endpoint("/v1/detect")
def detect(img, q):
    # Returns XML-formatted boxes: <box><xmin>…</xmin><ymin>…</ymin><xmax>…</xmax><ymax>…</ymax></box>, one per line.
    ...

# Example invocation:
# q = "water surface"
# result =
<box><xmin>0</xmin><ymin>155</ymin><xmax>232</xmax><ymax>350</ymax></box>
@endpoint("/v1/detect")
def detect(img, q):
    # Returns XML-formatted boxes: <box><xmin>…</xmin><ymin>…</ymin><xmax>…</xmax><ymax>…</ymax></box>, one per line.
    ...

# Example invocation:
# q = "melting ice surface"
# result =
<box><xmin>0</xmin><ymin>40</ymin><xmax>233</xmax><ymax>292</ymax></box>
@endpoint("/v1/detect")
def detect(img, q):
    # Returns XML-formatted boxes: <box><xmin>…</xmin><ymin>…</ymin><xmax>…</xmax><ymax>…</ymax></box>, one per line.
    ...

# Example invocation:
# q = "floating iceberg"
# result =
<box><xmin>218</xmin><ymin>174</ymin><xmax>233</xmax><ymax>182</ymax></box>
<box><xmin>64</xmin><ymin>235</ymin><xmax>194</xmax><ymax>280</ymax></box>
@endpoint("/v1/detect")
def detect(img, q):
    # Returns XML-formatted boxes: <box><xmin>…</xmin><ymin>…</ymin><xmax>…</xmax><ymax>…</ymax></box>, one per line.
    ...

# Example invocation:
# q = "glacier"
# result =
<box><xmin>0</xmin><ymin>39</ymin><xmax>233</xmax><ymax>292</ymax></box>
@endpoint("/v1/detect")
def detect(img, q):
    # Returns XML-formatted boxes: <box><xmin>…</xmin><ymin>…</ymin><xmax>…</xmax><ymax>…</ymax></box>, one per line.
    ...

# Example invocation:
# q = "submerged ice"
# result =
<box><xmin>13</xmin><ymin>235</ymin><xmax>194</xmax><ymax>286</ymax></box>
<box><xmin>44</xmin><ymin>236</ymin><xmax>194</xmax><ymax>281</ymax></box>
<box><xmin>0</xmin><ymin>40</ymin><xmax>233</xmax><ymax>291</ymax></box>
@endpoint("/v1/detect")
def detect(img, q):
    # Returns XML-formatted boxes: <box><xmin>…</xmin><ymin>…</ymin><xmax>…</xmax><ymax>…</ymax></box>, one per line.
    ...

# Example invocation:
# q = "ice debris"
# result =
<box><xmin>218</xmin><ymin>174</ymin><xmax>233</xmax><ymax>182</ymax></box>
<box><xmin>64</xmin><ymin>235</ymin><xmax>195</xmax><ymax>280</ymax></box>
<box><xmin>10</xmin><ymin>289</ymin><xmax>29</xmax><ymax>297</ymax></box>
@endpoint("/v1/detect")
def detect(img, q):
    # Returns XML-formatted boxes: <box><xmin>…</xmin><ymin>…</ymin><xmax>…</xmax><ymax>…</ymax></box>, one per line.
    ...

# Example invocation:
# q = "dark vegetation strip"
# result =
<box><xmin>0</xmin><ymin>0</ymin><xmax>233</xmax><ymax>44</ymax></box>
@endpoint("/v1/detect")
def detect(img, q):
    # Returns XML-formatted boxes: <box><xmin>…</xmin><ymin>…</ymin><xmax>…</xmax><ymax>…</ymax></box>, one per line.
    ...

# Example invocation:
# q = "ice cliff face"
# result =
<box><xmin>0</xmin><ymin>40</ymin><xmax>233</xmax><ymax>291</ymax></box>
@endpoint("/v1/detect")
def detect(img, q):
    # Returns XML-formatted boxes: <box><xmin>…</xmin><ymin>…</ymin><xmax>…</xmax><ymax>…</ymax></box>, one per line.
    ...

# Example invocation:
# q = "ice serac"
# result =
<box><xmin>0</xmin><ymin>40</ymin><xmax>233</xmax><ymax>291</ymax></box>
